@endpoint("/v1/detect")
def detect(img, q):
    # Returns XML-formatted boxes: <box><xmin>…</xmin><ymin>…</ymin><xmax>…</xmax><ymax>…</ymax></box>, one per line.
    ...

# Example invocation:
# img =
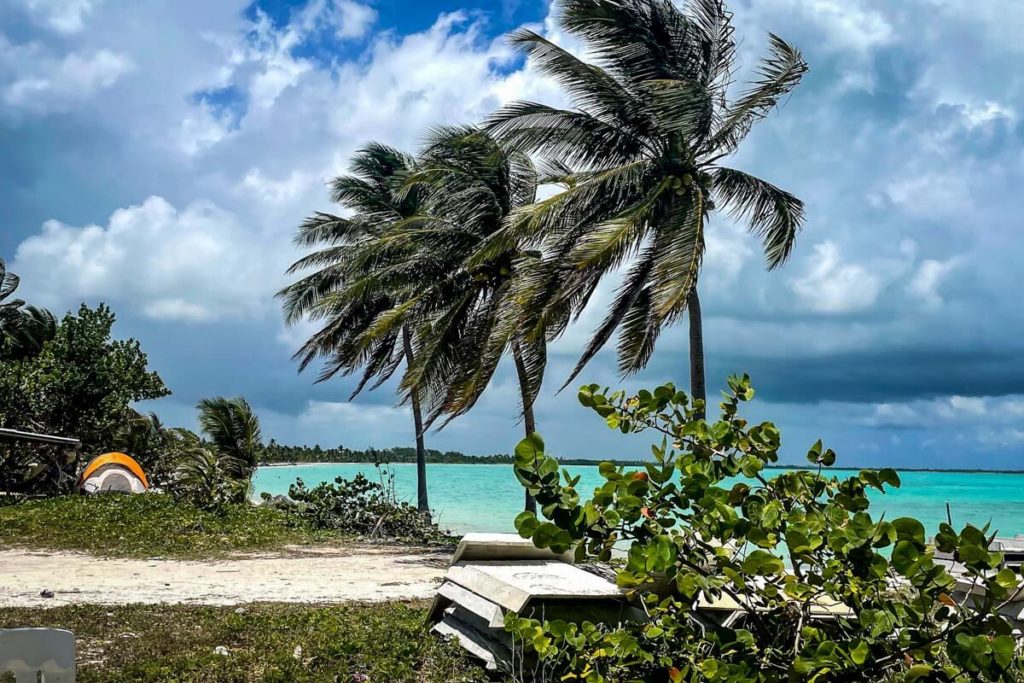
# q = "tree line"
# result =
<box><xmin>261</xmin><ymin>442</ymin><xmax>514</xmax><ymax>465</ymax></box>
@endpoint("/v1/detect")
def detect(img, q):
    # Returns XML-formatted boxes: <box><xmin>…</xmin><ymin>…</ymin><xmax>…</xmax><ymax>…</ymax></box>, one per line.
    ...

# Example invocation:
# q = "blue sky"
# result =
<box><xmin>2</xmin><ymin>0</ymin><xmax>1023</xmax><ymax>469</ymax></box>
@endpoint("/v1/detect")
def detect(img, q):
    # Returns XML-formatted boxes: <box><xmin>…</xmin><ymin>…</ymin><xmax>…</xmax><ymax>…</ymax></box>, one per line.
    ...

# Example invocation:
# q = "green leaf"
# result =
<box><xmin>742</xmin><ymin>550</ymin><xmax>784</xmax><ymax>576</ymax></box>
<box><xmin>849</xmin><ymin>640</ymin><xmax>869</xmax><ymax>666</ymax></box>
<box><xmin>515</xmin><ymin>511</ymin><xmax>540</xmax><ymax>538</ymax></box>
<box><xmin>877</xmin><ymin>468</ymin><xmax>901</xmax><ymax>488</ymax></box>
<box><xmin>805</xmin><ymin>439</ymin><xmax>822</xmax><ymax>464</ymax></box>
<box><xmin>891</xmin><ymin>540</ymin><xmax>920</xmax><ymax>576</ymax></box>
<box><xmin>905</xmin><ymin>664</ymin><xmax>933</xmax><ymax>681</ymax></box>
<box><xmin>892</xmin><ymin>517</ymin><xmax>925</xmax><ymax>544</ymax></box>
<box><xmin>514</xmin><ymin>433</ymin><xmax>545</xmax><ymax>465</ymax></box>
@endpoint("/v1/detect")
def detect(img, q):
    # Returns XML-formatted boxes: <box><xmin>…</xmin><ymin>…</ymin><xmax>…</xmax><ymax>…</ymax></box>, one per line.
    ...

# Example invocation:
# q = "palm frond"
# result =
<box><xmin>706</xmin><ymin>33</ymin><xmax>807</xmax><ymax>155</ymax></box>
<box><xmin>712</xmin><ymin>166</ymin><xmax>804</xmax><ymax>268</ymax></box>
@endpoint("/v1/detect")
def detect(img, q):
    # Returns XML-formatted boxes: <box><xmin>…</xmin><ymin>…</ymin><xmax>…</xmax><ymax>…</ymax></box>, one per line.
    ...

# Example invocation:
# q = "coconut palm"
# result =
<box><xmin>278</xmin><ymin>144</ymin><xmax>433</xmax><ymax>515</ymax></box>
<box><xmin>486</xmin><ymin>0</ymin><xmax>807</xmax><ymax>413</ymax></box>
<box><xmin>197</xmin><ymin>396</ymin><xmax>263</xmax><ymax>485</ymax></box>
<box><xmin>360</xmin><ymin>127</ymin><xmax>547</xmax><ymax>512</ymax></box>
<box><xmin>0</xmin><ymin>258</ymin><xmax>55</xmax><ymax>361</ymax></box>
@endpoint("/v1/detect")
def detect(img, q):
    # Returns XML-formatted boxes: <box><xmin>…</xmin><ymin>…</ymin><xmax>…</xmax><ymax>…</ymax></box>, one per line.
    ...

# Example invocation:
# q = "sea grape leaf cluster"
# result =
<box><xmin>507</xmin><ymin>375</ymin><xmax>1023</xmax><ymax>681</ymax></box>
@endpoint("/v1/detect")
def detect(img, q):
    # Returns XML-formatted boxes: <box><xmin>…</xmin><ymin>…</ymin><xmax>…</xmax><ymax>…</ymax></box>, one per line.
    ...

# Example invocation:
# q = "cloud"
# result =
<box><xmin>0</xmin><ymin>40</ymin><xmax>132</xmax><ymax>113</ymax></box>
<box><xmin>13</xmin><ymin>196</ymin><xmax>272</xmax><ymax>322</ymax></box>
<box><xmin>3</xmin><ymin>0</ymin><xmax>1024</xmax><ymax>467</ymax></box>
<box><xmin>907</xmin><ymin>258</ymin><xmax>958</xmax><ymax>308</ymax></box>
<box><xmin>15</xmin><ymin>0</ymin><xmax>99</xmax><ymax>34</ymax></box>
<box><xmin>790</xmin><ymin>242</ymin><xmax>882</xmax><ymax>314</ymax></box>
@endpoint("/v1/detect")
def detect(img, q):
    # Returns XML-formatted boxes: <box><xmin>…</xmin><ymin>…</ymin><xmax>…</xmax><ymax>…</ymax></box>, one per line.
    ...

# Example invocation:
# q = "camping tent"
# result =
<box><xmin>77</xmin><ymin>452</ymin><xmax>149</xmax><ymax>494</ymax></box>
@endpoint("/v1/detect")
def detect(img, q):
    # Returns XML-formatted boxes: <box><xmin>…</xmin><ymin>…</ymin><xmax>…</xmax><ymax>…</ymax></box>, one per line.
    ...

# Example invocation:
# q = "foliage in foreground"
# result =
<box><xmin>0</xmin><ymin>494</ymin><xmax>334</xmax><ymax>559</ymax></box>
<box><xmin>284</xmin><ymin>469</ymin><xmax>452</xmax><ymax>544</ymax></box>
<box><xmin>509</xmin><ymin>376</ymin><xmax>1024</xmax><ymax>681</ymax></box>
<box><xmin>0</xmin><ymin>601</ymin><xmax>488</xmax><ymax>683</ymax></box>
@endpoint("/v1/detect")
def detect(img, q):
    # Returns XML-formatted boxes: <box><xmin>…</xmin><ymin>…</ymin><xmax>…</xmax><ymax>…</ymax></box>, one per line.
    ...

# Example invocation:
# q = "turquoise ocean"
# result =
<box><xmin>253</xmin><ymin>463</ymin><xmax>1024</xmax><ymax>537</ymax></box>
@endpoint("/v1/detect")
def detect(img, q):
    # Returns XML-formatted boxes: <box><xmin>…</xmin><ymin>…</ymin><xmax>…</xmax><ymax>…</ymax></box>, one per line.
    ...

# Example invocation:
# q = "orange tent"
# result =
<box><xmin>77</xmin><ymin>452</ymin><xmax>149</xmax><ymax>493</ymax></box>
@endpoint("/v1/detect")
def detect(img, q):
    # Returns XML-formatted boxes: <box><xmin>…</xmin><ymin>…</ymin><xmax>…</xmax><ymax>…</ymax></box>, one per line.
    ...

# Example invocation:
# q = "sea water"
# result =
<box><xmin>253</xmin><ymin>463</ymin><xmax>1024</xmax><ymax>537</ymax></box>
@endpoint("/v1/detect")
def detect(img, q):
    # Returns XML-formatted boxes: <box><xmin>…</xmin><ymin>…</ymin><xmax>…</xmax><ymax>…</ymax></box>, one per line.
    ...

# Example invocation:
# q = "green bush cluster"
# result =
<box><xmin>285</xmin><ymin>470</ymin><xmax>451</xmax><ymax>544</ymax></box>
<box><xmin>508</xmin><ymin>376</ymin><xmax>1024</xmax><ymax>681</ymax></box>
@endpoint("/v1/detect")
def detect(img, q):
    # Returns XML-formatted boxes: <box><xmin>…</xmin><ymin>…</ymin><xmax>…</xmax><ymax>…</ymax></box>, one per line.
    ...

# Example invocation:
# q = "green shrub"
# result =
<box><xmin>285</xmin><ymin>468</ymin><xmax>451</xmax><ymax>544</ymax></box>
<box><xmin>508</xmin><ymin>376</ymin><xmax>1024</xmax><ymax>681</ymax></box>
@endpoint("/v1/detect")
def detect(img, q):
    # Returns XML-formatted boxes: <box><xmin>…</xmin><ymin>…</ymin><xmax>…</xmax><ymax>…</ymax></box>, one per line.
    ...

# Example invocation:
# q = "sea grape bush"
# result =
<box><xmin>507</xmin><ymin>375</ymin><xmax>1023</xmax><ymax>681</ymax></box>
<box><xmin>286</xmin><ymin>469</ymin><xmax>450</xmax><ymax>543</ymax></box>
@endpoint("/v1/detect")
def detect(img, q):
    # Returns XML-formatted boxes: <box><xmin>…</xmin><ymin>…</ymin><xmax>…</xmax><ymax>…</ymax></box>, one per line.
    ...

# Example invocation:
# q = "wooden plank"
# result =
<box><xmin>451</xmin><ymin>533</ymin><xmax>572</xmax><ymax>565</ymax></box>
<box><xmin>446</xmin><ymin>561</ymin><xmax>625</xmax><ymax>613</ymax></box>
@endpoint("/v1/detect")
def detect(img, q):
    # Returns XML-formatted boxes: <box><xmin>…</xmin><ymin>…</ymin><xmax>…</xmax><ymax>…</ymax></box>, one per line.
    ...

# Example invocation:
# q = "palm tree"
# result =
<box><xmin>0</xmin><ymin>258</ymin><xmax>55</xmax><ymax>361</ymax></box>
<box><xmin>485</xmin><ymin>0</ymin><xmax>807</xmax><ymax>414</ymax></box>
<box><xmin>358</xmin><ymin>127</ymin><xmax>548</xmax><ymax>512</ymax></box>
<box><xmin>278</xmin><ymin>144</ymin><xmax>433</xmax><ymax>515</ymax></box>
<box><xmin>196</xmin><ymin>396</ymin><xmax>263</xmax><ymax>492</ymax></box>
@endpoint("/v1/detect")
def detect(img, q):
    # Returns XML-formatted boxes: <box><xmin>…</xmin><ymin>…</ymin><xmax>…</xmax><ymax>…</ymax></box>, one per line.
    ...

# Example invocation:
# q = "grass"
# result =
<box><xmin>0</xmin><ymin>494</ymin><xmax>344</xmax><ymax>559</ymax></box>
<box><xmin>0</xmin><ymin>602</ymin><xmax>490</xmax><ymax>682</ymax></box>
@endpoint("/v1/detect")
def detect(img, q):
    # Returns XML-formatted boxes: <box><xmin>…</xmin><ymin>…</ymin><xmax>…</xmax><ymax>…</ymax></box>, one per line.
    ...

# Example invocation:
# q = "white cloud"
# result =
<box><xmin>237</xmin><ymin>168</ymin><xmax>317</xmax><ymax>206</ymax></box>
<box><xmin>907</xmin><ymin>258</ymin><xmax>958</xmax><ymax>308</ymax></box>
<box><xmin>299</xmin><ymin>400</ymin><xmax>410</xmax><ymax>426</ymax></box>
<box><xmin>1</xmin><ymin>41</ymin><xmax>132</xmax><ymax>112</ymax></box>
<box><xmin>329</xmin><ymin>0</ymin><xmax>378</xmax><ymax>39</ymax></box>
<box><xmin>177</xmin><ymin>100</ymin><xmax>237</xmax><ymax>156</ymax></box>
<box><xmin>16</xmin><ymin>0</ymin><xmax>99</xmax><ymax>34</ymax></box>
<box><xmin>13</xmin><ymin>196</ymin><xmax>272</xmax><ymax>322</ymax></box>
<box><xmin>790</xmin><ymin>241</ymin><xmax>882</xmax><ymax>313</ymax></box>
<box><xmin>885</xmin><ymin>172</ymin><xmax>971</xmax><ymax>220</ymax></box>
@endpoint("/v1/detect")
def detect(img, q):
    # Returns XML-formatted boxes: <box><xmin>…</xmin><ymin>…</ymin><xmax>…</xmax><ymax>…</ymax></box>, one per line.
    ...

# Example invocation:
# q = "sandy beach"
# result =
<box><xmin>0</xmin><ymin>545</ymin><xmax>449</xmax><ymax>608</ymax></box>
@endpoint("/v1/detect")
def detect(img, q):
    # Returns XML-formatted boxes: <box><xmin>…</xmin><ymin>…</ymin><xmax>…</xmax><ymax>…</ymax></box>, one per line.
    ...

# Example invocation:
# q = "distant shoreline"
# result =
<box><xmin>257</xmin><ymin>461</ymin><xmax>1024</xmax><ymax>475</ymax></box>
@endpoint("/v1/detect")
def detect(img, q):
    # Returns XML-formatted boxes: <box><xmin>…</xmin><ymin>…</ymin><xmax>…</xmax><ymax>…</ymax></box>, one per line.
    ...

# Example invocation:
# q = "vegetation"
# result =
<box><xmin>486</xmin><ymin>0</ymin><xmax>807</xmax><ymax>411</ymax></box>
<box><xmin>0</xmin><ymin>303</ymin><xmax>169</xmax><ymax>495</ymax></box>
<box><xmin>285</xmin><ymin>470</ymin><xmax>452</xmax><ymax>544</ymax></box>
<box><xmin>262</xmin><ymin>441</ymin><xmax>514</xmax><ymax>465</ymax></box>
<box><xmin>171</xmin><ymin>396</ymin><xmax>263</xmax><ymax>508</ymax></box>
<box><xmin>0</xmin><ymin>602</ymin><xmax>488</xmax><ymax>682</ymax></box>
<box><xmin>0</xmin><ymin>494</ymin><xmax>334</xmax><ymax>559</ymax></box>
<box><xmin>509</xmin><ymin>376</ymin><xmax>1024</xmax><ymax>681</ymax></box>
<box><xmin>279</xmin><ymin>143</ymin><xmax>434</xmax><ymax>515</ymax></box>
<box><xmin>0</xmin><ymin>258</ymin><xmax>56</xmax><ymax>362</ymax></box>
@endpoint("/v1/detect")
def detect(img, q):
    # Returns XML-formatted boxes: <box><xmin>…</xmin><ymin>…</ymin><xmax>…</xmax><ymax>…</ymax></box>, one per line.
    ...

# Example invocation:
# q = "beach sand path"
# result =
<box><xmin>0</xmin><ymin>546</ymin><xmax>449</xmax><ymax>607</ymax></box>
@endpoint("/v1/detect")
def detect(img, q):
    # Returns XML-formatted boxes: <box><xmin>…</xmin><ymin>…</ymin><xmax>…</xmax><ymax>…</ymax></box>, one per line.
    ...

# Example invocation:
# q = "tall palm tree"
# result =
<box><xmin>359</xmin><ymin>127</ymin><xmax>548</xmax><ymax>512</ymax></box>
<box><xmin>278</xmin><ymin>144</ymin><xmax>433</xmax><ymax>515</ymax></box>
<box><xmin>485</xmin><ymin>0</ymin><xmax>807</xmax><ymax>414</ymax></box>
<box><xmin>0</xmin><ymin>258</ymin><xmax>55</xmax><ymax>361</ymax></box>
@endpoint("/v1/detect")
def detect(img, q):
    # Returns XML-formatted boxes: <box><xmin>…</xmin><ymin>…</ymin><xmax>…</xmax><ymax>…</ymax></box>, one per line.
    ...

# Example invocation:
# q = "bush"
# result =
<box><xmin>285</xmin><ymin>467</ymin><xmax>450</xmax><ymax>544</ymax></box>
<box><xmin>0</xmin><ymin>304</ymin><xmax>169</xmax><ymax>495</ymax></box>
<box><xmin>508</xmin><ymin>376</ymin><xmax>1024</xmax><ymax>681</ymax></box>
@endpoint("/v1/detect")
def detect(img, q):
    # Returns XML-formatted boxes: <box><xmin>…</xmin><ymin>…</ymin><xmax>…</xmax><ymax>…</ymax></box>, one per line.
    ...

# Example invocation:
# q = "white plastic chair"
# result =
<box><xmin>0</xmin><ymin>628</ymin><xmax>75</xmax><ymax>682</ymax></box>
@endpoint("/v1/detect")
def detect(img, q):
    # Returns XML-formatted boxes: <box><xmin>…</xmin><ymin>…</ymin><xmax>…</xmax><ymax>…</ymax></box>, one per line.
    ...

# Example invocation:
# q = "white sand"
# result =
<box><xmin>0</xmin><ymin>546</ymin><xmax>449</xmax><ymax>608</ymax></box>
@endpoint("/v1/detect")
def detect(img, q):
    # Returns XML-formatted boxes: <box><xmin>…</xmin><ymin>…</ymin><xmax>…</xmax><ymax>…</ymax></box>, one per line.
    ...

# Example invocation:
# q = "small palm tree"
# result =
<box><xmin>486</xmin><ymin>0</ymin><xmax>807</xmax><ymax>413</ymax></box>
<box><xmin>278</xmin><ymin>144</ymin><xmax>434</xmax><ymax>515</ymax></box>
<box><xmin>172</xmin><ymin>431</ymin><xmax>247</xmax><ymax>509</ymax></box>
<box><xmin>0</xmin><ymin>258</ymin><xmax>55</xmax><ymax>361</ymax></box>
<box><xmin>358</xmin><ymin>127</ymin><xmax>548</xmax><ymax>512</ymax></box>
<box><xmin>196</xmin><ymin>396</ymin><xmax>263</xmax><ymax>485</ymax></box>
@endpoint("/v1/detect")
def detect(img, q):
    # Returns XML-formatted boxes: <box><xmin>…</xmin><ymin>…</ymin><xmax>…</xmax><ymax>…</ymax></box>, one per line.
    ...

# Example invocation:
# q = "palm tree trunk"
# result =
<box><xmin>687</xmin><ymin>287</ymin><xmax>706</xmax><ymax>420</ymax></box>
<box><xmin>511</xmin><ymin>340</ymin><xmax>538</xmax><ymax>515</ymax></box>
<box><xmin>401</xmin><ymin>326</ymin><xmax>430</xmax><ymax>516</ymax></box>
